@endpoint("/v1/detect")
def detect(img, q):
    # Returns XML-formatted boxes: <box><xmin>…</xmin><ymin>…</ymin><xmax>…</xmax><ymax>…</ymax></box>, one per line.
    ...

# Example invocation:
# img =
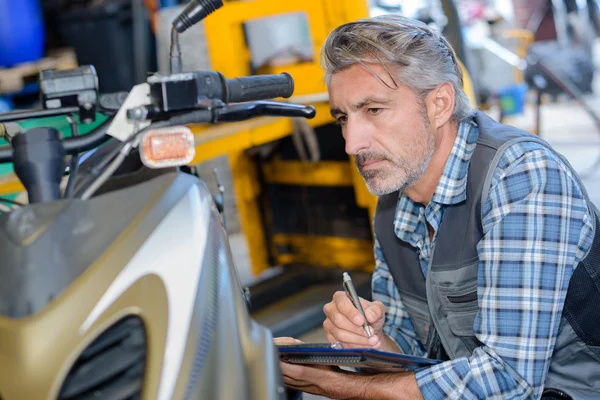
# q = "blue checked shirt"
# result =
<box><xmin>372</xmin><ymin>118</ymin><xmax>595</xmax><ymax>399</ymax></box>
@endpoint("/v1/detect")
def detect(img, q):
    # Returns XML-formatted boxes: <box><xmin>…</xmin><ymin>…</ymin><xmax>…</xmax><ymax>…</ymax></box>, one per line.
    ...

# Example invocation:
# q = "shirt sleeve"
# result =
<box><xmin>415</xmin><ymin>143</ymin><xmax>595</xmax><ymax>399</ymax></box>
<box><xmin>372</xmin><ymin>234</ymin><xmax>427</xmax><ymax>357</ymax></box>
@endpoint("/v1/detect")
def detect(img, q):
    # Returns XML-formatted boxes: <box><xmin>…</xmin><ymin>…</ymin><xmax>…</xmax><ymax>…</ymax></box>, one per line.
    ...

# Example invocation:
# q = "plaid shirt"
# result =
<box><xmin>372</xmin><ymin>119</ymin><xmax>595</xmax><ymax>399</ymax></box>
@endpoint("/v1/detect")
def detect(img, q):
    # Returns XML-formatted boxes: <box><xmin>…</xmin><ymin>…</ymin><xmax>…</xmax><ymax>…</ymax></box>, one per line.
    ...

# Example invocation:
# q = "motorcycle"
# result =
<box><xmin>0</xmin><ymin>0</ymin><xmax>315</xmax><ymax>399</ymax></box>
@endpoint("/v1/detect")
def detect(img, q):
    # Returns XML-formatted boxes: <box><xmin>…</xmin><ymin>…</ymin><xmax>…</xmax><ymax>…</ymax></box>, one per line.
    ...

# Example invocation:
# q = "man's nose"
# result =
<box><xmin>344</xmin><ymin>119</ymin><xmax>370</xmax><ymax>155</ymax></box>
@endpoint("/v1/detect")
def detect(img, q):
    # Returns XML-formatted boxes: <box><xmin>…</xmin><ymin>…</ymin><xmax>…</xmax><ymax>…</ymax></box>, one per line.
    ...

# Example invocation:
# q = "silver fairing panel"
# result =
<box><xmin>81</xmin><ymin>173</ymin><xmax>285</xmax><ymax>399</ymax></box>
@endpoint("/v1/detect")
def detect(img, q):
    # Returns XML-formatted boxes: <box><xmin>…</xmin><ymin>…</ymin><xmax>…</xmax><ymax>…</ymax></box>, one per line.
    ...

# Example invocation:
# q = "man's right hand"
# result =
<box><xmin>322</xmin><ymin>291</ymin><xmax>398</xmax><ymax>352</ymax></box>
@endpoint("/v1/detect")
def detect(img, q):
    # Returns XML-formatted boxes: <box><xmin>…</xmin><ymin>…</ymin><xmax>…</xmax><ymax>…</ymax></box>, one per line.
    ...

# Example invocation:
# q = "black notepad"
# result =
<box><xmin>277</xmin><ymin>343</ymin><xmax>442</xmax><ymax>371</ymax></box>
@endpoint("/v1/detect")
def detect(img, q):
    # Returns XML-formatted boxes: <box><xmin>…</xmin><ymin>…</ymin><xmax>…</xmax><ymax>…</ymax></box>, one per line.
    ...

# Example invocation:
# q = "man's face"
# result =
<box><xmin>329</xmin><ymin>63</ymin><xmax>436</xmax><ymax>196</ymax></box>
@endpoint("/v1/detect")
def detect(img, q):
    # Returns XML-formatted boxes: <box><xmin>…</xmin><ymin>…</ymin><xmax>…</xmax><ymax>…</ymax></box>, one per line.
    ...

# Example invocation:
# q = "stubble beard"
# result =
<box><xmin>356</xmin><ymin>127</ymin><xmax>436</xmax><ymax>196</ymax></box>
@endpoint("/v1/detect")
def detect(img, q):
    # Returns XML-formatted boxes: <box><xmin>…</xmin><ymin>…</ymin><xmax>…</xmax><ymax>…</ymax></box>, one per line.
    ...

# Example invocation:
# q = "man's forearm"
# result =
<box><xmin>333</xmin><ymin>370</ymin><xmax>424</xmax><ymax>400</ymax></box>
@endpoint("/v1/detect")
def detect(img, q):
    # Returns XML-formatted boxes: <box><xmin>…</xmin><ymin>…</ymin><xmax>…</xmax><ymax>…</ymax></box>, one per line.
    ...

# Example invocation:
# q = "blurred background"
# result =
<box><xmin>1</xmin><ymin>0</ymin><xmax>599</xmax><ymax>365</ymax></box>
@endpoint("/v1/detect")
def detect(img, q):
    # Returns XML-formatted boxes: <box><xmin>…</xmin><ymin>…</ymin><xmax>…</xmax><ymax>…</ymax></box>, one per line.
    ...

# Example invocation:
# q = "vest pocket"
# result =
<box><xmin>447</xmin><ymin>291</ymin><xmax>477</xmax><ymax>304</ymax></box>
<box><xmin>428</xmin><ymin>260</ymin><xmax>481</xmax><ymax>356</ymax></box>
<box><xmin>446</xmin><ymin>309</ymin><xmax>479</xmax><ymax>337</ymax></box>
<box><xmin>434</xmin><ymin>281</ymin><xmax>479</xmax><ymax>337</ymax></box>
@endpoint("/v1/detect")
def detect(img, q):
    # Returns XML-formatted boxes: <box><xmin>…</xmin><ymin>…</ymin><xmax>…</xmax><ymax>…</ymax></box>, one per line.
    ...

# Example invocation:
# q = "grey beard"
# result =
<box><xmin>357</xmin><ymin>140</ymin><xmax>435</xmax><ymax>196</ymax></box>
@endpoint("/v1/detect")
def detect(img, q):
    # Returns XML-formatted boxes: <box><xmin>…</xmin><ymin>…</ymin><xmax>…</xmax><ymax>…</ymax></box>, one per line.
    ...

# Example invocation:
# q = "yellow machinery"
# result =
<box><xmin>193</xmin><ymin>0</ymin><xmax>377</xmax><ymax>280</ymax></box>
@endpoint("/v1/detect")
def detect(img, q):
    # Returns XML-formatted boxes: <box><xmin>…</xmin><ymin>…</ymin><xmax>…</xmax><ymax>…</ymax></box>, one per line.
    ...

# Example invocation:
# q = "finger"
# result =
<box><xmin>368</xmin><ymin>335</ymin><xmax>382</xmax><ymax>348</ymax></box>
<box><xmin>274</xmin><ymin>337</ymin><xmax>304</xmax><ymax>346</ymax></box>
<box><xmin>336</xmin><ymin>295</ymin><xmax>367</xmax><ymax>327</ymax></box>
<box><xmin>328</xmin><ymin>329</ymin><xmax>378</xmax><ymax>349</ymax></box>
<box><xmin>332</xmin><ymin>290</ymin><xmax>353</xmax><ymax>308</ymax></box>
<box><xmin>324</xmin><ymin>292</ymin><xmax>350</xmax><ymax>315</ymax></box>
<box><xmin>326</xmin><ymin>332</ymin><xmax>337</xmax><ymax>344</ymax></box>
<box><xmin>280</xmin><ymin>361</ymin><xmax>307</xmax><ymax>380</ymax></box>
<box><xmin>324</xmin><ymin>304</ymin><xmax>366</xmax><ymax>336</ymax></box>
<box><xmin>322</xmin><ymin>315</ymin><xmax>364</xmax><ymax>339</ymax></box>
<box><xmin>363</xmin><ymin>301</ymin><xmax>385</xmax><ymax>324</ymax></box>
<box><xmin>323</xmin><ymin>318</ymin><xmax>372</xmax><ymax>347</ymax></box>
<box><xmin>326</xmin><ymin>322</ymin><xmax>382</xmax><ymax>349</ymax></box>
<box><xmin>322</xmin><ymin>301</ymin><xmax>337</xmax><ymax>320</ymax></box>
<box><xmin>280</xmin><ymin>363</ymin><xmax>315</xmax><ymax>390</ymax></box>
<box><xmin>356</xmin><ymin>298</ymin><xmax>383</xmax><ymax>320</ymax></box>
<box><xmin>281</xmin><ymin>361</ymin><xmax>335</xmax><ymax>382</ymax></box>
<box><xmin>335</xmin><ymin>290</ymin><xmax>371</xmax><ymax>307</ymax></box>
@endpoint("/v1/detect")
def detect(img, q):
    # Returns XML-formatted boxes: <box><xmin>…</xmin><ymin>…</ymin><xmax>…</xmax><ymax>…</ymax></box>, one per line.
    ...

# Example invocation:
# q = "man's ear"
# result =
<box><xmin>426</xmin><ymin>82</ymin><xmax>455</xmax><ymax>129</ymax></box>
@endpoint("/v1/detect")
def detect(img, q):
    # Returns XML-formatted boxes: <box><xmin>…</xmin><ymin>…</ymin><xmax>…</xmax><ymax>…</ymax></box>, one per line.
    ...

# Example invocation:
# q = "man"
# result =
<box><xmin>276</xmin><ymin>14</ymin><xmax>600</xmax><ymax>400</ymax></box>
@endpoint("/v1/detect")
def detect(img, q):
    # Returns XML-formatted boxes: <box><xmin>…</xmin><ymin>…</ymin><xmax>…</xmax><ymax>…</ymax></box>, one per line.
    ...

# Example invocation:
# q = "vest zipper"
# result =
<box><xmin>425</xmin><ymin>242</ymin><xmax>455</xmax><ymax>359</ymax></box>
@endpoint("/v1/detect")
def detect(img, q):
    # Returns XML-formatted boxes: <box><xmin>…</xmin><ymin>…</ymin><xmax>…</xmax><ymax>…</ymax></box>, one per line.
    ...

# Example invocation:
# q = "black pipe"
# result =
<box><xmin>0</xmin><ymin>116</ymin><xmax>113</xmax><ymax>164</ymax></box>
<box><xmin>62</xmin><ymin>117</ymin><xmax>113</xmax><ymax>154</ymax></box>
<box><xmin>0</xmin><ymin>107</ymin><xmax>79</xmax><ymax>123</ymax></box>
<box><xmin>12</xmin><ymin>127</ymin><xmax>66</xmax><ymax>203</ymax></box>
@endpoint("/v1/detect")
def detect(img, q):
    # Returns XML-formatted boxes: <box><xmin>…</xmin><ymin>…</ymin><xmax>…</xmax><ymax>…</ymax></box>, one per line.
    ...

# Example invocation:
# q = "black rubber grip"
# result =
<box><xmin>225</xmin><ymin>73</ymin><xmax>294</xmax><ymax>103</ymax></box>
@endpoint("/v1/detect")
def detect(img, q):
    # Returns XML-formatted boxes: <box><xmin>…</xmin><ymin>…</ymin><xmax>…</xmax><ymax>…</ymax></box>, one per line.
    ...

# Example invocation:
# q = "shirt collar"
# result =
<box><xmin>430</xmin><ymin>118</ymin><xmax>479</xmax><ymax>205</ymax></box>
<box><xmin>392</xmin><ymin>118</ymin><xmax>479</xmax><ymax>235</ymax></box>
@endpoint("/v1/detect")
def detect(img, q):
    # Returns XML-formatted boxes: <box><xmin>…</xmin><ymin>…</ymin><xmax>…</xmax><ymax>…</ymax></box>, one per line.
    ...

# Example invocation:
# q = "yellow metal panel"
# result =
<box><xmin>322</xmin><ymin>0</ymin><xmax>370</xmax><ymax>29</ymax></box>
<box><xmin>228</xmin><ymin>151</ymin><xmax>271</xmax><ymax>276</ymax></box>
<box><xmin>262</xmin><ymin>159</ymin><xmax>353</xmax><ymax>186</ymax></box>
<box><xmin>264</xmin><ymin>65</ymin><xmax>330</xmax><ymax>96</ymax></box>
<box><xmin>204</xmin><ymin>0</ymin><xmax>329</xmax><ymax>80</ymax></box>
<box><xmin>458</xmin><ymin>59</ymin><xmax>477</xmax><ymax>108</ymax></box>
<box><xmin>203</xmin><ymin>0</ymin><xmax>370</xmax><ymax>97</ymax></box>
<box><xmin>273</xmin><ymin>233</ymin><xmax>374</xmax><ymax>272</ymax></box>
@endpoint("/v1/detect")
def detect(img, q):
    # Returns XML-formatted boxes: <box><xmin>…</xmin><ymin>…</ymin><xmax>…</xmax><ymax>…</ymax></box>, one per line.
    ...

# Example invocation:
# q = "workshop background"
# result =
<box><xmin>0</xmin><ymin>1</ymin><xmax>599</xmax><ymax>397</ymax></box>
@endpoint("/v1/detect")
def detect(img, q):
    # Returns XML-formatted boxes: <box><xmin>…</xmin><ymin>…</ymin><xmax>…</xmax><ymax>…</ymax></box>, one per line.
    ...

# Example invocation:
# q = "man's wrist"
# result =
<box><xmin>329</xmin><ymin>370</ymin><xmax>424</xmax><ymax>400</ymax></box>
<box><xmin>317</xmin><ymin>369</ymin><xmax>371</xmax><ymax>399</ymax></box>
<box><xmin>370</xmin><ymin>371</ymin><xmax>424</xmax><ymax>400</ymax></box>
<box><xmin>380</xmin><ymin>332</ymin><xmax>402</xmax><ymax>353</ymax></box>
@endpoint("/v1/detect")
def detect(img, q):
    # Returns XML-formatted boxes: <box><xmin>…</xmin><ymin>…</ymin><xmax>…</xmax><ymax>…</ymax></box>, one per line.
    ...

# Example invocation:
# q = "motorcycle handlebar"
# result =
<box><xmin>0</xmin><ymin>101</ymin><xmax>316</xmax><ymax>164</ymax></box>
<box><xmin>0</xmin><ymin>71</ymin><xmax>311</xmax><ymax>163</ymax></box>
<box><xmin>225</xmin><ymin>73</ymin><xmax>294</xmax><ymax>103</ymax></box>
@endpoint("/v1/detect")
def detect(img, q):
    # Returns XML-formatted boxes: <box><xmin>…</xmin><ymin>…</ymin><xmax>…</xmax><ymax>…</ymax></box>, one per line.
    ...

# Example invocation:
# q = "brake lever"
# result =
<box><xmin>214</xmin><ymin>101</ymin><xmax>316</xmax><ymax>122</ymax></box>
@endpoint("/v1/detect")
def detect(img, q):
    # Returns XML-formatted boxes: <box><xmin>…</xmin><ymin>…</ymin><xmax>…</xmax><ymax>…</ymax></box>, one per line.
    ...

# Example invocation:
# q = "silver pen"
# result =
<box><xmin>342</xmin><ymin>272</ymin><xmax>373</xmax><ymax>338</ymax></box>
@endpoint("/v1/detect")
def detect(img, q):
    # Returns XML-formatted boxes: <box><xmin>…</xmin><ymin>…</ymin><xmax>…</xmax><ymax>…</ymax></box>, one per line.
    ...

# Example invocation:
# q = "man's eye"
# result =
<box><xmin>367</xmin><ymin>108</ymin><xmax>383</xmax><ymax>115</ymax></box>
<box><xmin>335</xmin><ymin>116</ymin><xmax>347</xmax><ymax>125</ymax></box>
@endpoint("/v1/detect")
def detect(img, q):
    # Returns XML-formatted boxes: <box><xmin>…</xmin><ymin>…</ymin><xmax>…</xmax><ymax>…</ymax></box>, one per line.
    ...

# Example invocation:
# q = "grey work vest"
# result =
<box><xmin>374</xmin><ymin>111</ymin><xmax>600</xmax><ymax>399</ymax></box>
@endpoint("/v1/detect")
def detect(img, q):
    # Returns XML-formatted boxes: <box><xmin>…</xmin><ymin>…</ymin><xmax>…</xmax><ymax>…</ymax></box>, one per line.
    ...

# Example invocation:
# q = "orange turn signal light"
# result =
<box><xmin>139</xmin><ymin>126</ymin><xmax>195</xmax><ymax>168</ymax></box>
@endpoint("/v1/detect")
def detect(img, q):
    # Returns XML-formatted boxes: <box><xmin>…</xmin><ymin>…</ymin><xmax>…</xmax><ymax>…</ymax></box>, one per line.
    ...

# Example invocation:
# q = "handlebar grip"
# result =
<box><xmin>225</xmin><ymin>73</ymin><xmax>294</xmax><ymax>103</ymax></box>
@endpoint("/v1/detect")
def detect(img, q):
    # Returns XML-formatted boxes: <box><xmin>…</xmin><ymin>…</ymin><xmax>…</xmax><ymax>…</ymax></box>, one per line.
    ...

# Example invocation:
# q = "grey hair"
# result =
<box><xmin>321</xmin><ymin>14</ymin><xmax>474</xmax><ymax>122</ymax></box>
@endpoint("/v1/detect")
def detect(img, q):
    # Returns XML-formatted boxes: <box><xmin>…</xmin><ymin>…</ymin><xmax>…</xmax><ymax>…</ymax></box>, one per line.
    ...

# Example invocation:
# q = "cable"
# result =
<box><xmin>169</xmin><ymin>26</ymin><xmax>182</xmax><ymax>74</ymax></box>
<box><xmin>71</xmin><ymin>125</ymin><xmax>142</xmax><ymax>198</ymax></box>
<box><xmin>72</xmin><ymin>120</ymin><xmax>171</xmax><ymax>199</ymax></box>
<box><xmin>63</xmin><ymin>115</ymin><xmax>80</xmax><ymax>198</ymax></box>
<box><xmin>79</xmin><ymin>144</ymin><xmax>132</xmax><ymax>201</ymax></box>
<box><xmin>72</xmin><ymin>108</ymin><xmax>212</xmax><ymax>200</ymax></box>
